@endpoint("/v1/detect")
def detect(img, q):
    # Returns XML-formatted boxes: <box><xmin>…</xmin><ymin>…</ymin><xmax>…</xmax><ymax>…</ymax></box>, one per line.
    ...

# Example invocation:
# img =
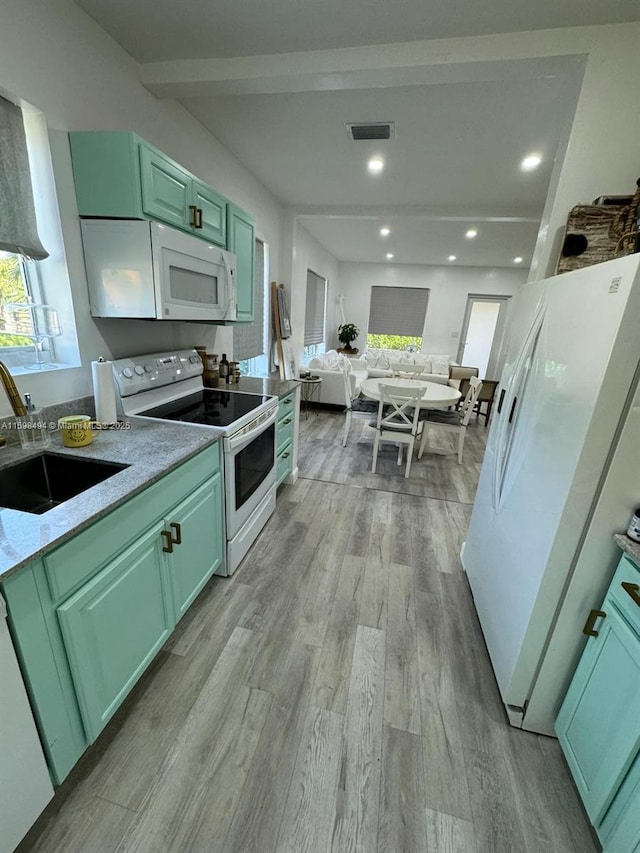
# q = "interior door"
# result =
<box><xmin>458</xmin><ymin>295</ymin><xmax>511</xmax><ymax>378</ymax></box>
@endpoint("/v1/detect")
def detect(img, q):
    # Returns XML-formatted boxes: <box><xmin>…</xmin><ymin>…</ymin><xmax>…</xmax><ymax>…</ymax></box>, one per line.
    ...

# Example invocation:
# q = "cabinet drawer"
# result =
<box><xmin>278</xmin><ymin>392</ymin><xmax>295</xmax><ymax>417</ymax></box>
<box><xmin>608</xmin><ymin>555</ymin><xmax>640</xmax><ymax>633</ymax></box>
<box><xmin>44</xmin><ymin>444</ymin><xmax>220</xmax><ymax>602</ymax></box>
<box><xmin>277</xmin><ymin>411</ymin><xmax>295</xmax><ymax>454</ymax></box>
<box><xmin>277</xmin><ymin>441</ymin><xmax>293</xmax><ymax>486</ymax></box>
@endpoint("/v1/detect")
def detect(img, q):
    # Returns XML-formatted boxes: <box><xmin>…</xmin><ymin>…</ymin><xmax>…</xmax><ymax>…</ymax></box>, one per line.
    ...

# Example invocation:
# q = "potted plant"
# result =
<box><xmin>337</xmin><ymin>322</ymin><xmax>360</xmax><ymax>355</ymax></box>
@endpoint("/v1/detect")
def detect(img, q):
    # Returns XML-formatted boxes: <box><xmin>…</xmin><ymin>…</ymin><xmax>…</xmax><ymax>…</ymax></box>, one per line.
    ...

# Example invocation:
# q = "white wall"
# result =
<box><xmin>338</xmin><ymin>262</ymin><xmax>526</xmax><ymax>359</ymax></box>
<box><xmin>0</xmin><ymin>0</ymin><xmax>284</xmax><ymax>415</ymax></box>
<box><xmin>287</xmin><ymin>219</ymin><xmax>340</xmax><ymax>368</ymax></box>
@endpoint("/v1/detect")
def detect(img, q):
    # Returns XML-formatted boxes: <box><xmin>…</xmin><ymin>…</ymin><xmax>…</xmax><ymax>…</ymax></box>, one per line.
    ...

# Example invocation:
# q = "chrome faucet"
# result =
<box><xmin>0</xmin><ymin>360</ymin><xmax>26</xmax><ymax>418</ymax></box>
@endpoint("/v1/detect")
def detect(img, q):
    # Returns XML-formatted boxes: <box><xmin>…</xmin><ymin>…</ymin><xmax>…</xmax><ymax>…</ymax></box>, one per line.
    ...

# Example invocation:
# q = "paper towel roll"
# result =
<box><xmin>92</xmin><ymin>359</ymin><xmax>117</xmax><ymax>425</ymax></box>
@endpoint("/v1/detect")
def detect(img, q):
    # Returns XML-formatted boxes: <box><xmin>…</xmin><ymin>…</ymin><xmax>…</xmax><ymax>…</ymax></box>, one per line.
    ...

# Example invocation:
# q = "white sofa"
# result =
<box><xmin>307</xmin><ymin>351</ymin><xmax>367</xmax><ymax>406</ymax></box>
<box><xmin>361</xmin><ymin>348</ymin><xmax>454</xmax><ymax>384</ymax></box>
<box><xmin>306</xmin><ymin>349</ymin><xmax>456</xmax><ymax>407</ymax></box>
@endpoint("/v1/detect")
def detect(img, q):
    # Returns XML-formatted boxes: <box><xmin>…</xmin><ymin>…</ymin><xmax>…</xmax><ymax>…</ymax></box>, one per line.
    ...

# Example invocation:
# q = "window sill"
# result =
<box><xmin>9</xmin><ymin>361</ymin><xmax>76</xmax><ymax>377</ymax></box>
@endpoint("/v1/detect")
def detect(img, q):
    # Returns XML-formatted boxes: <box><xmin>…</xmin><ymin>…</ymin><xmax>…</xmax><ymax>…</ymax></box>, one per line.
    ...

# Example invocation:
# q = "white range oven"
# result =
<box><xmin>113</xmin><ymin>349</ymin><xmax>278</xmax><ymax>575</ymax></box>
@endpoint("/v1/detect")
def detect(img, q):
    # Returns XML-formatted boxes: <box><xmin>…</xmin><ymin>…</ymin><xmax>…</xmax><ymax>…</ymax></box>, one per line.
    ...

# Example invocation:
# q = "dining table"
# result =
<box><xmin>360</xmin><ymin>377</ymin><xmax>462</xmax><ymax>408</ymax></box>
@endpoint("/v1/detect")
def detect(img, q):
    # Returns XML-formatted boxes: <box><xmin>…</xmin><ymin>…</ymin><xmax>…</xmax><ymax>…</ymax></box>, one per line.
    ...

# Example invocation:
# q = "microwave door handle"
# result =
<box><xmin>219</xmin><ymin>251</ymin><xmax>236</xmax><ymax>320</ymax></box>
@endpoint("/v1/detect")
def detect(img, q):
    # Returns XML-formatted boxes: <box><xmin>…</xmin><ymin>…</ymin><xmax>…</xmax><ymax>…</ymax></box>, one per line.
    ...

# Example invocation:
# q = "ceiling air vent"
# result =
<box><xmin>345</xmin><ymin>122</ymin><xmax>396</xmax><ymax>141</ymax></box>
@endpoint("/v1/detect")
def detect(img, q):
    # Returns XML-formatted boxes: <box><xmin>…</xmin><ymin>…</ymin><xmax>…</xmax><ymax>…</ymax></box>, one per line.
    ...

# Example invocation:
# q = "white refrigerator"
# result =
<box><xmin>462</xmin><ymin>253</ymin><xmax>640</xmax><ymax>737</ymax></box>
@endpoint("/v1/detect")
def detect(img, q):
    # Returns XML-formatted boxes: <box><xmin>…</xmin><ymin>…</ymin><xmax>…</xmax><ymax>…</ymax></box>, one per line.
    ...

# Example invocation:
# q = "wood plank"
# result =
<box><xmin>21</xmin><ymin>792</ymin><xmax>135</xmax><ymax>853</ymax></box>
<box><xmin>330</xmin><ymin>625</ymin><xmax>386</xmax><ymax>853</ymax></box>
<box><xmin>222</xmin><ymin>678</ymin><xmax>317</xmax><ymax>853</ymax></box>
<box><xmin>116</xmin><ymin>685</ymin><xmax>271</xmax><ymax>853</ymax></box>
<box><xmin>276</xmin><ymin>705</ymin><xmax>344</xmax><ymax>853</ymax></box>
<box><xmin>377</xmin><ymin>726</ymin><xmax>429</xmax><ymax>853</ymax></box>
<box><xmin>384</xmin><ymin>562</ymin><xmax>421</xmax><ymax>735</ymax></box>
<box><xmin>312</xmin><ymin>555</ymin><xmax>365</xmax><ymax>714</ymax></box>
<box><xmin>463</xmin><ymin>747</ymin><xmax>528</xmax><ymax>853</ymax></box>
<box><xmin>359</xmin><ymin>553</ymin><xmax>389</xmax><ymax>631</ymax></box>
<box><xmin>425</xmin><ymin>808</ymin><xmax>477</xmax><ymax>853</ymax></box>
<box><xmin>415</xmin><ymin>587</ymin><xmax>471</xmax><ymax>821</ymax></box>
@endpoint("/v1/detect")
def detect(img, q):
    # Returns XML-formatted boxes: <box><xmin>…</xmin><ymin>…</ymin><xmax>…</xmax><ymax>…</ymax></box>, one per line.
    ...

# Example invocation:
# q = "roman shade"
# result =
<box><xmin>0</xmin><ymin>96</ymin><xmax>48</xmax><ymax>260</ymax></box>
<box><xmin>368</xmin><ymin>286</ymin><xmax>429</xmax><ymax>336</ymax></box>
<box><xmin>233</xmin><ymin>239</ymin><xmax>265</xmax><ymax>361</ymax></box>
<box><xmin>304</xmin><ymin>270</ymin><xmax>327</xmax><ymax>347</ymax></box>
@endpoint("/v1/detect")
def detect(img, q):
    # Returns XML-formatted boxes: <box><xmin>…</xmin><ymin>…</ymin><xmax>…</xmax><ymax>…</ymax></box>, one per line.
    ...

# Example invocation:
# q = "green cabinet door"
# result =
<box><xmin>226</xmin><ymin>202</ymin><xmax>255</xmax><ymax>322</ymax></box>
<box><xmin>57</xmin><ymin>523</ymin><xmax>174</xmax><ymax>742</ymax></box>
<box><xmin>193</xmin><ymin>178</ymin><xmax>227</xmax><ymax>246</ymax></box>
<box><xmin>556</xmin><ymin>604</ymin><xmax>640</xmax><ymax>824</ymax></box>
<box><xmin>600</xmin><ymin>754</ymin><xmax>640</xmax><ymax>853</ymax></box>
<box><xmin>166</xmin><ymin>473</ymin><xmax>224</xmax><ymax>619</ymax></box>
<box><xmin>140</xmin><ymin>143</ymin><xmax>191</xmax><ymax>231</ymax></box>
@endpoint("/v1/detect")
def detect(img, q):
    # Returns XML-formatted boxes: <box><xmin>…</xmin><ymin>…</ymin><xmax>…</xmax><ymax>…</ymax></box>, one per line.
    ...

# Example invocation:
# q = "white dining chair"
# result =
<box><xmin>418</xmin><ymin>375</ymin><xmax>483</xmax><ymax>464</ymax></box>
<box><xmin>341</xmin><ymin>362</ymin><xmax>377</xmax><ymax>446</ymax></box>
<box><xmin>371</xmin><ymin>383</ymin><xmax>426</xmax><ymax>478</ymax></box>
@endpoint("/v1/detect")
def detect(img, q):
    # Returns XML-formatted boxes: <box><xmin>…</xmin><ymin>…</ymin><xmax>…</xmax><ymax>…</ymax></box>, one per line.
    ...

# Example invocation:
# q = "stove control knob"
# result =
<box><xmin>144</xmin><ymin>363</ymin><xmax>153</xmax><ymax>373</ymax></box>
<box><xmin>189</xmin><ymin>355</ymin><xmax>199</xmax><ymax>364</ymax></box>
<box><xmin>134</xmin><ymin>365</ymin><xmax>144</xmax><ymax>376</ymax></box>
<box><xmin>121</xmin><ymin>367</ymin><xmax>134</xmax><ymax>379</ymax></box>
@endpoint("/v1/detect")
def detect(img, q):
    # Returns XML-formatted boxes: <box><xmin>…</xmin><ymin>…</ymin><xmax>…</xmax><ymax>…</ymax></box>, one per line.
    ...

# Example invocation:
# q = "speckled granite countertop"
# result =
<box><xmin>614</xmin><ymin>533</ymin><xmax>640</xmax><ymax>567</ymax></box>
<box><xmin>0</xmin><ymin>418</ymin><xmax>221</xmax><ymax>583</ymax></box>
<box><xmin>230</xmin><ymin>375</ymin><xmax>300</xmax><ymax>399</ymax></box>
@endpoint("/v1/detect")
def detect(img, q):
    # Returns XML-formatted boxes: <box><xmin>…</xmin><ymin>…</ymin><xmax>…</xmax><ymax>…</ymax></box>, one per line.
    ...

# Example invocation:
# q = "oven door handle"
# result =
<box><xmin>224</xmin><ymin>405</ymin><xmax>278</xmax><ymax>453</ymax></box>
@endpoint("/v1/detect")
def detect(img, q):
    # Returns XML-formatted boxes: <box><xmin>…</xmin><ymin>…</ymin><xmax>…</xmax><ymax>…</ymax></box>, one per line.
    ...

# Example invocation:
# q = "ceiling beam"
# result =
<box><xmin>137</xmin><ymin>25</ymin><xmax>605</xmax><ymax>97</ymax></box>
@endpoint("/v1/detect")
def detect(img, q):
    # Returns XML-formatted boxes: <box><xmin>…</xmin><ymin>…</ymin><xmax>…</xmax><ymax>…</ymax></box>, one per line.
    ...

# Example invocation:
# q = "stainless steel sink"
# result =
<box><xmin>0</xmin><ymin>452</ymin><xmax>129</xmax><ymax>514</ymax></box>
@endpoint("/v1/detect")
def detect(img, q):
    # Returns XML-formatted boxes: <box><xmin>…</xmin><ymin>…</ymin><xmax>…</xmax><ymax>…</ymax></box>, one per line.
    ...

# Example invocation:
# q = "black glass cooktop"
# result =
<box><xmin>139</xmin><ymin>389</ymin><xmax>270</xmax><ymax>427</ymax></box>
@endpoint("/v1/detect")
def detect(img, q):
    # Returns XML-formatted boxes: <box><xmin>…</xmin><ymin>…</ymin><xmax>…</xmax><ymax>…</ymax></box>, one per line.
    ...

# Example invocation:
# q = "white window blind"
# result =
<box><xmin>0</xmin><ymin>96</ymin><xmax>48</xmax><ymax>259</ymax></box>
<box><xmin>233</xmin><ymin>239</ymin><xmax>265</xmax><ymax>361</ymax></box>
<box><xmin>304</xmin><ymin>270</ymin><xmax>327</xmax><ymax>347</ymax></box>
<box><xmin>368</xmin><ymin>286</ymin><xmax>429</xmax><ymax>336</ymax></box>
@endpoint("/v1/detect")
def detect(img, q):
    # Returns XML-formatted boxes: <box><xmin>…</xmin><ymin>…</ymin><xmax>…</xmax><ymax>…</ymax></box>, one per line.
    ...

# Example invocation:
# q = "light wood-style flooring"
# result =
<box><xmin>19</xmin><ymin>409</ymin><xmax>597</xmax><ymax>853</ymax></box>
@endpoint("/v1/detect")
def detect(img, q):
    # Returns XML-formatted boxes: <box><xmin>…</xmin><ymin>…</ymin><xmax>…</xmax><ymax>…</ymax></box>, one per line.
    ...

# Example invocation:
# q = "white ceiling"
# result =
<box><xmin>73</xmin><ymin>1</ymin><xmax>640</xmax><ymax>269</ymax></box>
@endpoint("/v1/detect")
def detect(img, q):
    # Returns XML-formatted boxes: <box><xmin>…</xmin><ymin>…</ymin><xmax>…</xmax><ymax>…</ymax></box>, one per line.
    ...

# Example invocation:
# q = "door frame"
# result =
<box><xmin>457</xmin><ymin>294</ymin><xmax>512</xmax><ymax>378</ymax></box>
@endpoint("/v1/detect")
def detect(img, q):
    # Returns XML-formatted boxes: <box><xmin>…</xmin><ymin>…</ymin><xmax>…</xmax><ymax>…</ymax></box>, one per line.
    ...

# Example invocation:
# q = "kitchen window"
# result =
<box><xmin>0</xmin><ymin>94</ymin><xmax>79</xmax><ymax>372</ymax></box>
<box><xmin>303</xmin><ymin>269</ymin><xmax>327</xmax><ymax>361</ymax></box>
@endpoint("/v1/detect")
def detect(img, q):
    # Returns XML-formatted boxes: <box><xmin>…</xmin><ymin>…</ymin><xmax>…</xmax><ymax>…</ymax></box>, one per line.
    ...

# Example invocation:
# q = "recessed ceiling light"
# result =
<box><xmin>368</xmin><ymin>157</ymin><xmax>384</xmax><ymax>174</ymax></box>
<box><xmin>465</xmin><ymin>229</ymin><xmax>478</xmax><ymax>239</ymax></box>
<box><xmin>386</xmin><ymin>253</ymin><xmax>394</xmax><ymax>260</ymax></box>
<box><xmin>448</xmin><ymin>255</ymin><xmax>457</xmax><ymax>262</ymax></box>
<box><xmin>513</xmin><ymin>256</ymin><xmax>524</xmax><ymax>264</ymax></box>
<box><xmin>520</xmin><ymin>154</ymin><xmax>542</xmax><ymax>172</ymax></box>
<box><xmin>380</xmin><ymin>227</ymin><xmax>390</xmax><ymax>237</ymax></box>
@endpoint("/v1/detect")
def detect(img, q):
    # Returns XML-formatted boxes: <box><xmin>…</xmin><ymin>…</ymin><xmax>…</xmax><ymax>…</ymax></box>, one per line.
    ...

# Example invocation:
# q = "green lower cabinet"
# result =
<box><xmin>599</xmin><ymin>755</ymin><xmax>640</xmax><ymax>853</ymax></box>
<box><xmin>166</xmin><ymin>473</ymin><xmax>224</xmax><ymax>620</ymax></box>
<box><xmin>57</xmin><ymin>523</ymin><xmax>174</xmax><ymax>742</ymax></box>
<box><xmin>556</xmin><ymin>553</ymin><xmax>640</xmax><ymax>848</ymax></box>
<box><xmin>1</xmin><ymin>444</ymin><xmax>225</xmax><ymax>784</ymax></box>
<box><xmin>276</xmin><ymin>441</ymin><xmax>293</xmax><ymax>486</ymax></box>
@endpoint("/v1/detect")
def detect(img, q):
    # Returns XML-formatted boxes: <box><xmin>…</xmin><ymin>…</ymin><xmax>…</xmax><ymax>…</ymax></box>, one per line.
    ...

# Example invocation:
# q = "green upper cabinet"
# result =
<box><xmin>226</xmin><ymin>202</ymin><xmax>255</xmax><ymax>322</ymax></box>
<box><xmin>139</xmin><ymin>143</ymin><xmax>192</xmax><ymax>231</ymax></box>
<box><xmin>69</xmin><ymin>131</ymin><xmax>228</xmax><ymax>247</ymax></box>
<box><xmin>193</xmin><ymin>178</ymin><xmax>227</xmax><ymax>246</ymax></box>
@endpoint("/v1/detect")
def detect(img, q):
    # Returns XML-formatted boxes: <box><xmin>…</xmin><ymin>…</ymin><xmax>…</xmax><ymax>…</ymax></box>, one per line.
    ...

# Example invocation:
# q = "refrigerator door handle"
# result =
<box><xmin>497</xmin><ymin>388</ymin><xmax>506</xmax><ymax>414</ymax></box>
<box><xmin>508</xmin><ymin>395</ymin><xmax>518</xmax><ymax>424</ymax></box>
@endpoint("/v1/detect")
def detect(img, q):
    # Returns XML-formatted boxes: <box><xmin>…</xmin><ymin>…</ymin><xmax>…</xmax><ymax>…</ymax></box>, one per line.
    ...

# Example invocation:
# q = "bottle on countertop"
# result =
<box><xmin>627</xmin><ymin>507</ymin><xmax>640</xmax><ymax>543</ymax></box>
<box><xmin>19</xmin><ymin>393</ymin><xmax>50</xmax><ymax>449</ymax></box>
<box><xmin>219</xmin><ymin>353</ymin><xmax>230</xmax><ymax>384</ymax></box>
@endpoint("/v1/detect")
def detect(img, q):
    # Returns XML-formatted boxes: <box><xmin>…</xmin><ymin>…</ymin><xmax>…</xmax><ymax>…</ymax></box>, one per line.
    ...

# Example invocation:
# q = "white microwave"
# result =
<box><xmin>80</xmin><ymin>219</ymin><xmax>236</xmax><ymax>322</ymax></box>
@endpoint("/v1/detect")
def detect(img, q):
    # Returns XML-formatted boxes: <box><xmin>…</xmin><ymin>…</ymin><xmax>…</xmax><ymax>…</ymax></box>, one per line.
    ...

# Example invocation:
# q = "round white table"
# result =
<box><xmin>360</xmin><ymin>377</ymin><xmax>461</xmax><ymax>408</ymax></box>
